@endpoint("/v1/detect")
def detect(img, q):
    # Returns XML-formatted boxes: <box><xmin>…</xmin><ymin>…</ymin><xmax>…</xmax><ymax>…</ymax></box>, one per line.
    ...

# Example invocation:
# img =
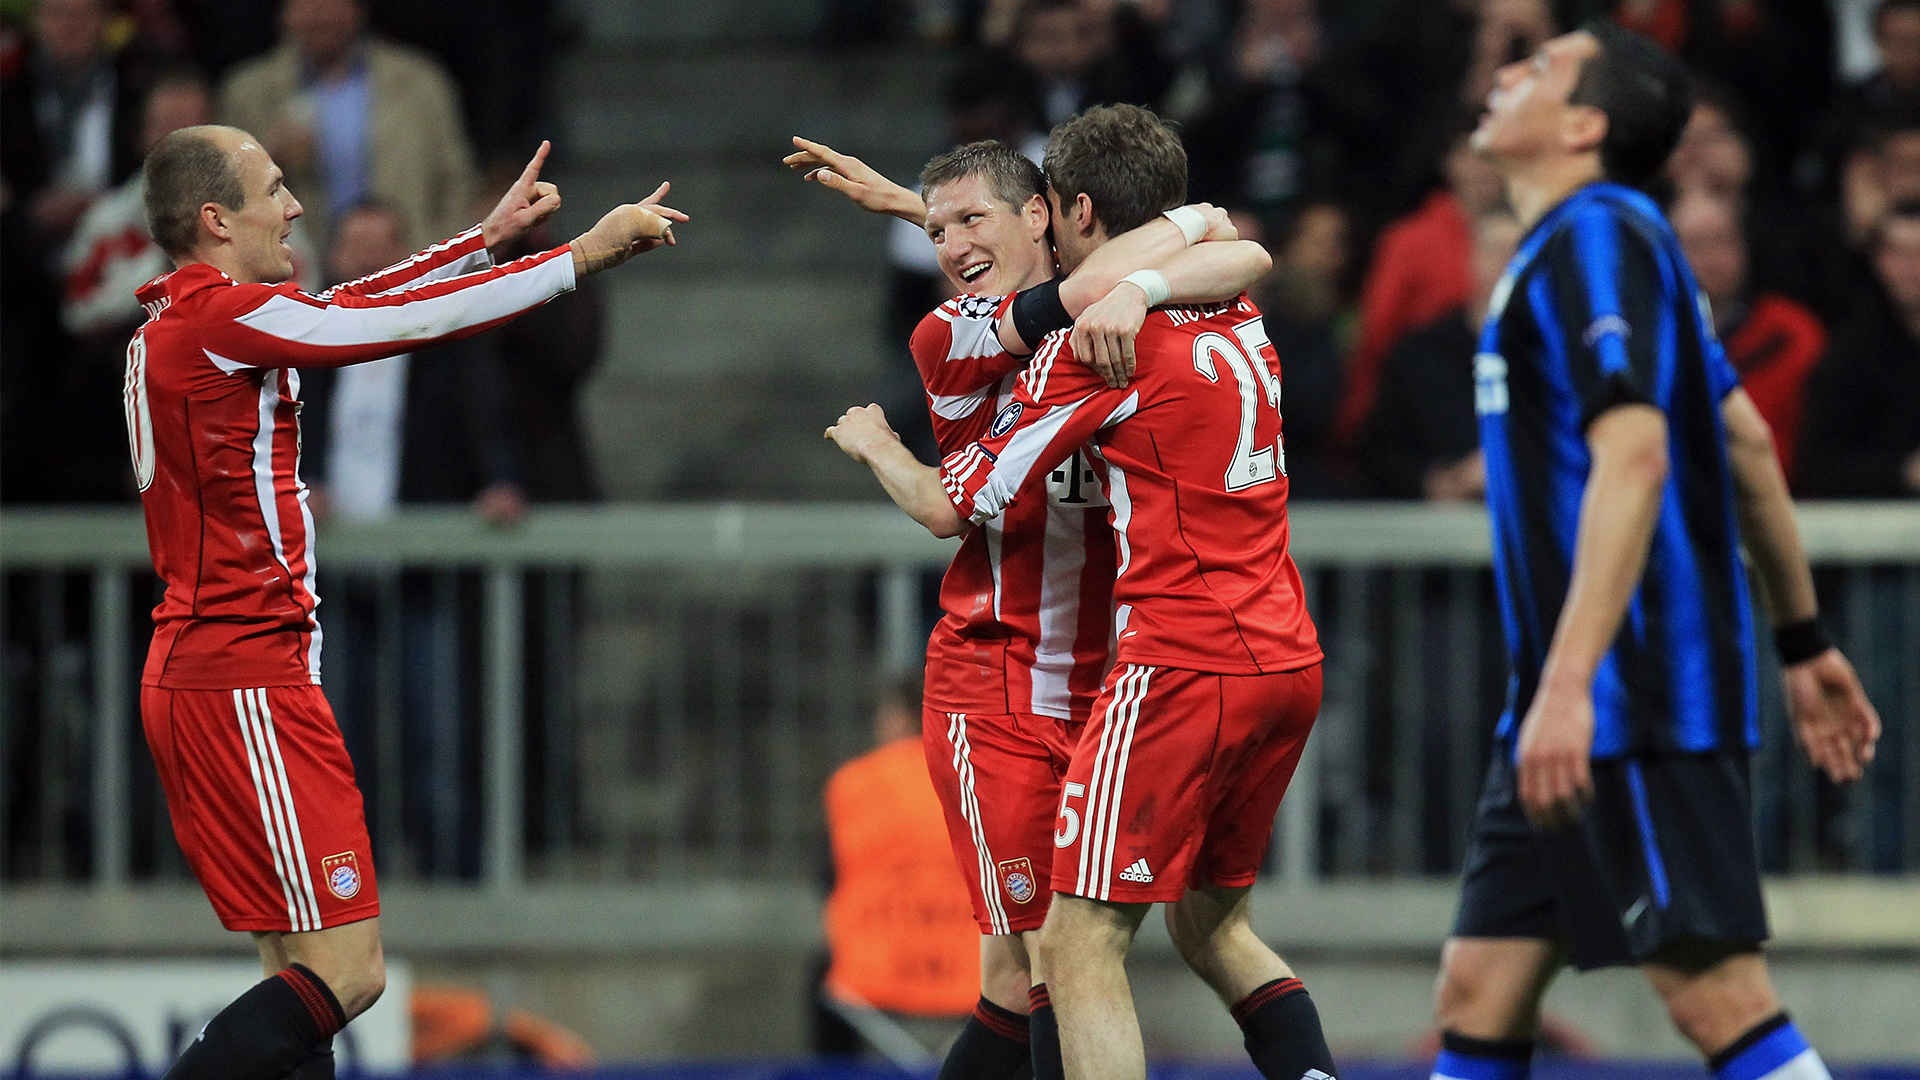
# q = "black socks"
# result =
<box><xmin>1028</xmin><ymin>984</ymin><xmax>1063</xmax><ymax>1080</ymax></box>
<box><xmin>936</xmin><ymin>996</ymin><xmax>1032</xmax><ymax>1080</ymax></box>
<box><xmin>163</xmin><ymin>964</ymin><xmax>345</xmax><ymax>1080</ymax></box>
<box><xmin>1232</xmin><ymin>978</ymin><xmax>1338</xmax><ymax>1080</ymax></box>
<box><xmin>285</xmin><ymin>1041</ymin><xmax>336</xmax><ymax>1079</ymax></box>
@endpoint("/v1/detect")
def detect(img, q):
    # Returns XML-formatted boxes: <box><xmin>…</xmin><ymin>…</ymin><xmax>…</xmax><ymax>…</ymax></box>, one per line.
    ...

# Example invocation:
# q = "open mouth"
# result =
<box><xmin>960</xmin><ymin>260</ymin><xmax>992</xmax><ymax>285</ymax></box>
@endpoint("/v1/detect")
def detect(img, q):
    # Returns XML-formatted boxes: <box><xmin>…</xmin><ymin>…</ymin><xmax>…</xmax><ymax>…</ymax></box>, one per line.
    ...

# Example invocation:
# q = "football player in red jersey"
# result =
<box><xmin>796</xmin><ymin>137</ymin><xmax>1273</xmax><ymax>1080</ymax></box>
<box><xmin>828</xmin><ymin>106</ymin><xmax>1335</xmax><ymax>1080</ymax></box>
<box><xmin>128</xmin><ymin>126</ymin><xmax>682</xmax><ymax>1080</ymax></box>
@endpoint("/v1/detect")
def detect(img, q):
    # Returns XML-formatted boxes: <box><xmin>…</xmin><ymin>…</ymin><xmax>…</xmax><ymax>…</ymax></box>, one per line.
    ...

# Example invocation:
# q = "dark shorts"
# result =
<box><xmin>1453</xmin><ymin>746</ymin><xmax>1768</xmax><ymax>970</ymax></box>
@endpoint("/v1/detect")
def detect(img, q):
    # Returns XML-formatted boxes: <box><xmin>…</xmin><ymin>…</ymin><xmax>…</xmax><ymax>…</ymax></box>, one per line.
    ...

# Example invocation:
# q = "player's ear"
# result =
<box><xmin>1024</xmin><ymin>193</ymin><xmax>1049</xmax><ymax>240</ymax></box>
<box><xmin>200</xmin><ymin>202</ymin><xmax>232</xmax><ymax>243</ymax></box>
<box><xmin>1563</xmin><ymin>103</ymin><xmax>1608</xmax><ymax>160</ymax></box>
<box><xmin>1073</xmin><ymin>192</ymin><xmax>1098</xmax><ymax>238</ymax></box>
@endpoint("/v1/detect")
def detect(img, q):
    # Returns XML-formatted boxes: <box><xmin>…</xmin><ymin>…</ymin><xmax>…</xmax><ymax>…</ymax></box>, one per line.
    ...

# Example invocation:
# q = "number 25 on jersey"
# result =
<box><xmin>1192</xmin><ymin>317</ymin><xmax>1286</xmax><ymax>491</ymax></box>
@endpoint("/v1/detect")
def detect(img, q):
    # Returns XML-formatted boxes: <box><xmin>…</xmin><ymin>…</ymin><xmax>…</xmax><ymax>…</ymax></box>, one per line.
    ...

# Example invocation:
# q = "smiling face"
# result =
<box><xmin>1472</xmin><ymin>31</ymin><xmax>1603</xmax><ymax>167</ymax></box>
<box><xmin>922</xmin><ymin>172</ymin><xmax>1052</xmax><ymax>296</ymax></box>
<box><xmin>218</xmin><ymin>135</ymin><xmax>304</xmax><ymax>284</ymax></box>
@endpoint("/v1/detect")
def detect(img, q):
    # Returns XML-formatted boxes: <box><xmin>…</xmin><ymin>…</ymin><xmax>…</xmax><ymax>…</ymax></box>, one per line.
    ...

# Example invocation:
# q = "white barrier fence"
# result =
<box><xmin>2</xmin><ymin>502</ymin><xmax>1917</xmax><ymax>894</ymax></box>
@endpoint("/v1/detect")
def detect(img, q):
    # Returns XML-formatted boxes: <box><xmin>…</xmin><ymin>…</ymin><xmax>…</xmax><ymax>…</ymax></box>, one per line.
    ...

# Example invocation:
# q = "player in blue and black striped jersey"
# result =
<box><xmin>1429</xmin><ymin>23</ymin><xmax>1883</xmax><ymax>1080</ymax></box>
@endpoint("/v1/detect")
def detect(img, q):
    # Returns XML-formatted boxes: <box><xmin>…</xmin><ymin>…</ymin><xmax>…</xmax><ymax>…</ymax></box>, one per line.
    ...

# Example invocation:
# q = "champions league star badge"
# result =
<box><xmin>999</xmin><ymin>857</ymin><xmax>1037</xmax><ymax>904</ymax></box>
<box><xmin>322</xmin><ymin>851</ymin><xmax>362</xmax><ymax>900</ymax></box>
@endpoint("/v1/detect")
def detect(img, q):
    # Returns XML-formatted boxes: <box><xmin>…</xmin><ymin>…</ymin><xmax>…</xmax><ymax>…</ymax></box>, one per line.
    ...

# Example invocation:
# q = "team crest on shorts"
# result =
<box><xmin>989</xmin><ymin>402</ymin><xmax>1023</xmax><ymax>438</ymax></box>
<box><xmin>322</xmin><ymin>851</ymin><xmax>361</xmax><ymax>900</ymax></box>
<box><xmin>998</xmin><ymin>858</ymin><xmax>1037</xmax><ymax>904</ymax></box>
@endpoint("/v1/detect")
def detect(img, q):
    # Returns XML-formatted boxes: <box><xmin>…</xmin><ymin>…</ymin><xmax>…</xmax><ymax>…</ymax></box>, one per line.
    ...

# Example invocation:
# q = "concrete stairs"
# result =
<box><xmin>548</xmin><ymin>14</ymin><xmax>954</xmax><ymax>499</ymax></box>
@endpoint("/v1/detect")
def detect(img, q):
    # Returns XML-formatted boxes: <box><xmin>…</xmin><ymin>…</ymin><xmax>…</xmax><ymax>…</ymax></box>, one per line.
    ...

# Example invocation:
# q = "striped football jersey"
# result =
<box><xmin>911</xmin><ymin>294</ymin><xmax>1115</xmax><ymax>723</ymax></box>
<box><xmin>942</xmin><ymin>295</ymin><xmax>1320</xmax><ymax>675</ymax></box>
<box><xmin>126</xmin><ymin>225</ymin><xmax>573</xmax><ymax>689</ymax></box>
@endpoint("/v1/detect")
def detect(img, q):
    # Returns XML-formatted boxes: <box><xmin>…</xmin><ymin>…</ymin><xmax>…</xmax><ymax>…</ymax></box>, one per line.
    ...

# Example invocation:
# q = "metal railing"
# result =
<box><xmin>3</xmin><ymin>503</ymin><xmax>1917</xmax><ymax>891</ymax></box>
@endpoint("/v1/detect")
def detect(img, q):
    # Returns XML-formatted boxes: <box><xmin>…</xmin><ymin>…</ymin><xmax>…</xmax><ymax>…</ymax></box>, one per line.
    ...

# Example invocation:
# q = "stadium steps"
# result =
<box><xmin>549</xmin><ymin>42</ymin><xmax>952</xmax><ymax>500</ymax></box>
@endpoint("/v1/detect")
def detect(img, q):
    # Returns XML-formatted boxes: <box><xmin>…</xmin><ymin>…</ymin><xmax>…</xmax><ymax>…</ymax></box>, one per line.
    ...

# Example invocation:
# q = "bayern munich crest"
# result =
<box><xmin>322</xmin><ymin>851</ymin><xmax>362</xmax><ymax>900</ymax></box>
<box><xmin>998</xmin><ymin>857</ymin><xmax>1037</xmax><ymax>904</ymax></box>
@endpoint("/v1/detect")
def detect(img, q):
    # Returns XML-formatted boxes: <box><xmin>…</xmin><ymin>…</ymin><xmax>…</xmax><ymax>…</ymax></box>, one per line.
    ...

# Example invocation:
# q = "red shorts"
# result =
<box><xmin>141</xmin><ymin>684</ymin><xmax>380</xmax><ymax>932</ymax></box>
<box><xmin>923</xmin><ymin>706</ymin><xmax>1080</xmax><ymax>934</ymax></box>
<box><xmin>1052</xmin><ymin>663</ymin><xmax>1322</xmax><ymax>904</ymax></box>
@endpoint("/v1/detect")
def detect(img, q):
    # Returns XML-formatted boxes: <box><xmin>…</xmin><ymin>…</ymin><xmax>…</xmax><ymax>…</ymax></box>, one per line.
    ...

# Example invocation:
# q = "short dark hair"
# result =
<box><xmin>1569</xmin><ymin>21</ymin><xmax>1693</xmax><ymax>188</ymax></box>
<box><xmin>1042</xmin><ymin>103</ymin><xmax>1187</xmax><ymax>236</ymax></box>
<box><xmin>920</xmin><ymin>140</ymin><xmax>1048</xmax><ymax>213</ymax></box>
<box><xmin>144</xmin><ymin>126</ymin><xmax>246</xmax><ymax>258</ymax></box>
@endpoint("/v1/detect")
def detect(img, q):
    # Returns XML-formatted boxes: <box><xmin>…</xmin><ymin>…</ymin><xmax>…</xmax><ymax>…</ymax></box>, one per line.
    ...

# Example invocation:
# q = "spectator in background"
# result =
<box><xmin>1668</xmin><ymin>83</ymin><xmax>1854</xmax><ymax>322</ymax></box>
<box><xmin>1356</xmin><ymin>209</ymin><xmax>1521</xmax><ymax>501</ymax></box>
<box><xmin>1309</xmin><ymin>0</ymin><xmax>1551</xmax><ymax>226</ymax></box>
<box><xmin>1</xmin><ymin>0</ymin><xmax>152</xmax><ymax>503</ymax></box>
<box><xmin>301</xmin><ymin>201</ymin><xmax>526</xmax><ymax>878</ymax></box>
<box><xmin>1251</xmin><ymin>201</ymin><xmax>1354</xmax><ymax>498</ymax></box>
<box><xmin>1334</xmin><ymin>130</ymin><xmax>1506</xmax><ymax>454</ymax></box>
<box><xmin>1842</xmin><ymin>110</ymin><xmax>1920</xmax><ymax>248</ymax></box>
<box><xmin>0</xmin><ymin>0</ymin><xmax>151</xmax><ymax>241</ymax></box>
<box><xmin>816</xmin><ymin>674</ymin><xmax>979</xmax><ymax>1054</ymax></box>
<box><xmin>1813</xmin><ymin>0</ymin><xmax>1920</xmax><ymax>198</ymax></box>
<box><xmin>1172</xmin><ymin>0</ymin><xmax>1328</xmax><ymax>233</ymax></box>
<box><xmin>1004</xmin><ymin>0</ymin><xmax>1157</xmax><ymax>127</ymax></box>
<box><xmin>1799</xmin><ymin>203</ymin><xmax>1920</xmax><ymax>498</ymax></box>
<box><xmin>219</xmin><ymin>0</ymin><xmax>476</xmax><ymax>250</ymax></box>
<box><xmin>52</xmin><ymin>67</ymin><xmax>233</xmax><ymax>502</ymax></box>
<box><xmin>1599</xmin><ymin>0</ymin><xmax>1813</xmax><ymax>184</ymax></box>
<box><xmin>469</xmin><ymin>164</ymin><xmax>606</xmax><ymax>503</ymax></box>
<box><xmin>1672</xmin><ymin>193</ymin><xmax>1827</xmax><ymax>482</ymax></box>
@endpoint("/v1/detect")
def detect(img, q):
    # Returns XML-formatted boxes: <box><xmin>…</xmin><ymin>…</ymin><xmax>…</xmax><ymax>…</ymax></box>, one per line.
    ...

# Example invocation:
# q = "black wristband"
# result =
<box><xmin>1010</xmin><ymin>277</ymin><xmax>1071</xmax><ymax>352</ymax></box>
<box><xmin>1774</xmin><ymin>618</ymin><xmax>1831</xmax><ymax>666</ymax></box>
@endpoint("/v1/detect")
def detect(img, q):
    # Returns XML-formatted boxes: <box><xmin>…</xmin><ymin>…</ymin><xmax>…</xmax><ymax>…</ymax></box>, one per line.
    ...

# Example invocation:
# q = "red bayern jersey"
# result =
<box><xmin>942</xmin><ymin>295</ymin><xmax>1320</xmax><ymax>675</ymax></box>
<box><xmin>126</xmin><ymin>225</ymin><xmax>574</xmax><ymax>689</ymax></box>
<box><xmin>911</xmin><ymin>294</ymin><xmax>1115</xmax><ymax>723</ymax></box>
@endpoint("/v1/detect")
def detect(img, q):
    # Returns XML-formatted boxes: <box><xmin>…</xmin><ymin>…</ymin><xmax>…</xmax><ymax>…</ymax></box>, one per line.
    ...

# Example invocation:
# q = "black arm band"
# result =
<box><xmin>1774</xmin><ymin>618</ymin><xmax>1832</xmax><ymax>666</ymax></box>
<box><xmin>1010</xmin><ymin>277</ymin><xmax>1071</xmax><ymax>353</ymax></box>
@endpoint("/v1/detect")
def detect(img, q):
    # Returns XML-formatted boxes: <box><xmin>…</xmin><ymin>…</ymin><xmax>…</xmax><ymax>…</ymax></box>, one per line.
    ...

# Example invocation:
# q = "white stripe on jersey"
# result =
<box><xmin>1021</xmin><ymin>334</ymin><xmax>1065</xmax><ymax>402</ymax></box>
<box><xmin>290</xmin><ymin>373</ymin><xmax>323</xmax><ymax>681</ymax></box>
<box><xmin>930</xmin><ymin>384</ymin><xmax>994</xmax><ymax>420</ymax></box>
<box><xmin>947</xmin><ymin>713</ymin><xmax>1011</xmax><ymax>934</ymax></box>
<box><xmin>235</xmin><ymin>253</ymin><xmax>571</xmax><ymax>348</ymax></box>
<box><xmin>235</xmin><ymin>688</ymin><xmax>317</xmax><ymax>931</ymax></box>
<box><xmin>985</xmin><ymin>520</ymin><xmax>1005</xmax><ymax>623</ymax></box>
<box><xmin>249</xmin><ymin>375</ymin><xmax>315</xmax><ymax>671</ymax></box>
<box><xmin>1107</xmin><ymin>457</ymin><xmax>1135</xmax><ymax>578</ymax></box>
<box><xmin>324</xmin><ymin>227</ymin><xmax>492</xmax><ymax>298</ymax></box>
<box><xmin>1030</xmin><ymin>504</ymin><xmax>1088</xmax><ymax>719</ymax></box>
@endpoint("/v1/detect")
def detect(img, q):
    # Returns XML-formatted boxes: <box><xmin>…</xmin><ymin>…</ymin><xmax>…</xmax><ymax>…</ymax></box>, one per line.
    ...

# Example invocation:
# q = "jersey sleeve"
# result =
<box><xmin>324</xmin><ymin>224</ymin><xmax>494</xmax><ymax>298</ymax></box>
<box><xmin>941</xmin><ymin>331</ymin><xmax>1137</xmax><ymax>524</ymax></box>
<box><xmin>194</xmin><ymin>243</ymin><xmax>573</xmax><ymax>371</ymax></box>
<box><xmin>1540</xmin><ymin>207</ymin><xmax>1669</xmax><ymax>429</ymax></box>
<box><xmin>910</xmin><ymin>294</ymin><xmax>1026</xmax><ymax>438</ymax></box>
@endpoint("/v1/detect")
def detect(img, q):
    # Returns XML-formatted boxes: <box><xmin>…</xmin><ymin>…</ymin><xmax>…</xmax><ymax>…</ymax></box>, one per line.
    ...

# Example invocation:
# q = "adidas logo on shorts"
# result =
<box><xmin>1117</xmin><ymin>858</ymin><xmax>1154</xmax><ymax>883</ymax></box>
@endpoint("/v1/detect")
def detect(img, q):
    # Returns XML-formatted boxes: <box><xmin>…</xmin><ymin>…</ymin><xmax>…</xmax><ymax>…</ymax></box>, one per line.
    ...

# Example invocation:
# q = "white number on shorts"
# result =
<box><xmin>1054</xmin><ymin>781</ymin><xmax>1087</xmax><ymax>848</ymax></box>
<box><xmin>1191</xmin><ymin>317</ymin><xmax>1286</xmax><ymax>491</ymax></box>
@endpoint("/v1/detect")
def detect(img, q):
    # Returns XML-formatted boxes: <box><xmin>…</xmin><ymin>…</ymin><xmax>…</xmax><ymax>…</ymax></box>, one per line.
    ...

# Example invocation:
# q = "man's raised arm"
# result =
<box><xmin>202</xmin><ymin>188</ymin><xmax>685</xmax><ymax>371</ymax></box>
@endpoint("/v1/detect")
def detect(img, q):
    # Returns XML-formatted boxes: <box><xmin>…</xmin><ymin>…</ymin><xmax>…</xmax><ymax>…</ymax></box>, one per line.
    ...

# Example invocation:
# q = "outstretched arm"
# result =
<box><xmin>785</xmin><ymin>137</ymin><xmax>928</xmax><ymax>224</ymax></box>
<box><xmin>1722</xmin><ymin>388</ymin><xmax>1880</xmax><ymax>782</ymax></box>
<box><xmin>825</xmin><ymin>404</ymin><xmax>966</xmax><ymax>537</ymax></box>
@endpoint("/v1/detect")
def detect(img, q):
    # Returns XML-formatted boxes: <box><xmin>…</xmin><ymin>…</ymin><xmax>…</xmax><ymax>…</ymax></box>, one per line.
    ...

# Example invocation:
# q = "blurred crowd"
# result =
<box><xmin>0</xmin><ymin>0</ymin><xmax>603</xmax><ymax>515</ymax></box>
<box><xmin>868</xmin><ymin>0</ymin><xmax>1920</xmax><ymax>503</ymax></box>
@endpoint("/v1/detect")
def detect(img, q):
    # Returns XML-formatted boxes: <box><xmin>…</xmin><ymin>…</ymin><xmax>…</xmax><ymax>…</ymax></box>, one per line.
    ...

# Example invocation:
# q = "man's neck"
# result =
<box><xmin>1503</xmin><ymin>154</ymin><xmax>1607</xmax><ymax>229</ymax></box>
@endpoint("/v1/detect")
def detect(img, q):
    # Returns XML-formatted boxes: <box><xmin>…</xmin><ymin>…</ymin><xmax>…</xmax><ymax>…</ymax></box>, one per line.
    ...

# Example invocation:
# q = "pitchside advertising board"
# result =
<box><xmin>0</xmin><ymin>958</ymin><xmax>411</xmax><ymax>1074</ymax></box>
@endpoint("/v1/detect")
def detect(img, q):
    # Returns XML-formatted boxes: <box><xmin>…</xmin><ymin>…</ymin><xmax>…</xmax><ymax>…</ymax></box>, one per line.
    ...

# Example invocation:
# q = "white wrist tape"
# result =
<box><xmin>1162</xmin><ymin>205</ymin><xmax>1208</xmax><ymax>246</ymax></box>
<box><xmin>1120</xmin><ymin>269</ymin><xmax>1171</xmax><ymax>307</ymax></box>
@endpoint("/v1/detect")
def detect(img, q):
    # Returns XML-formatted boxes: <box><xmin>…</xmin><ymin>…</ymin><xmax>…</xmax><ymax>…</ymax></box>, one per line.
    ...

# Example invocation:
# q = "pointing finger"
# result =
<box><xmin>792</xmin><ymin>136</ymin><xmax>844</xmax><ymax>165</ymax></box>
<box><xmin>518</xmin><ymin>140</ymin><xmax>551</xmax><ymax>188</ymax></box>
<box><xmin>646</xmin><ymin>203</ymin><xmax>689</xmax><ymax>222</ymax></box>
